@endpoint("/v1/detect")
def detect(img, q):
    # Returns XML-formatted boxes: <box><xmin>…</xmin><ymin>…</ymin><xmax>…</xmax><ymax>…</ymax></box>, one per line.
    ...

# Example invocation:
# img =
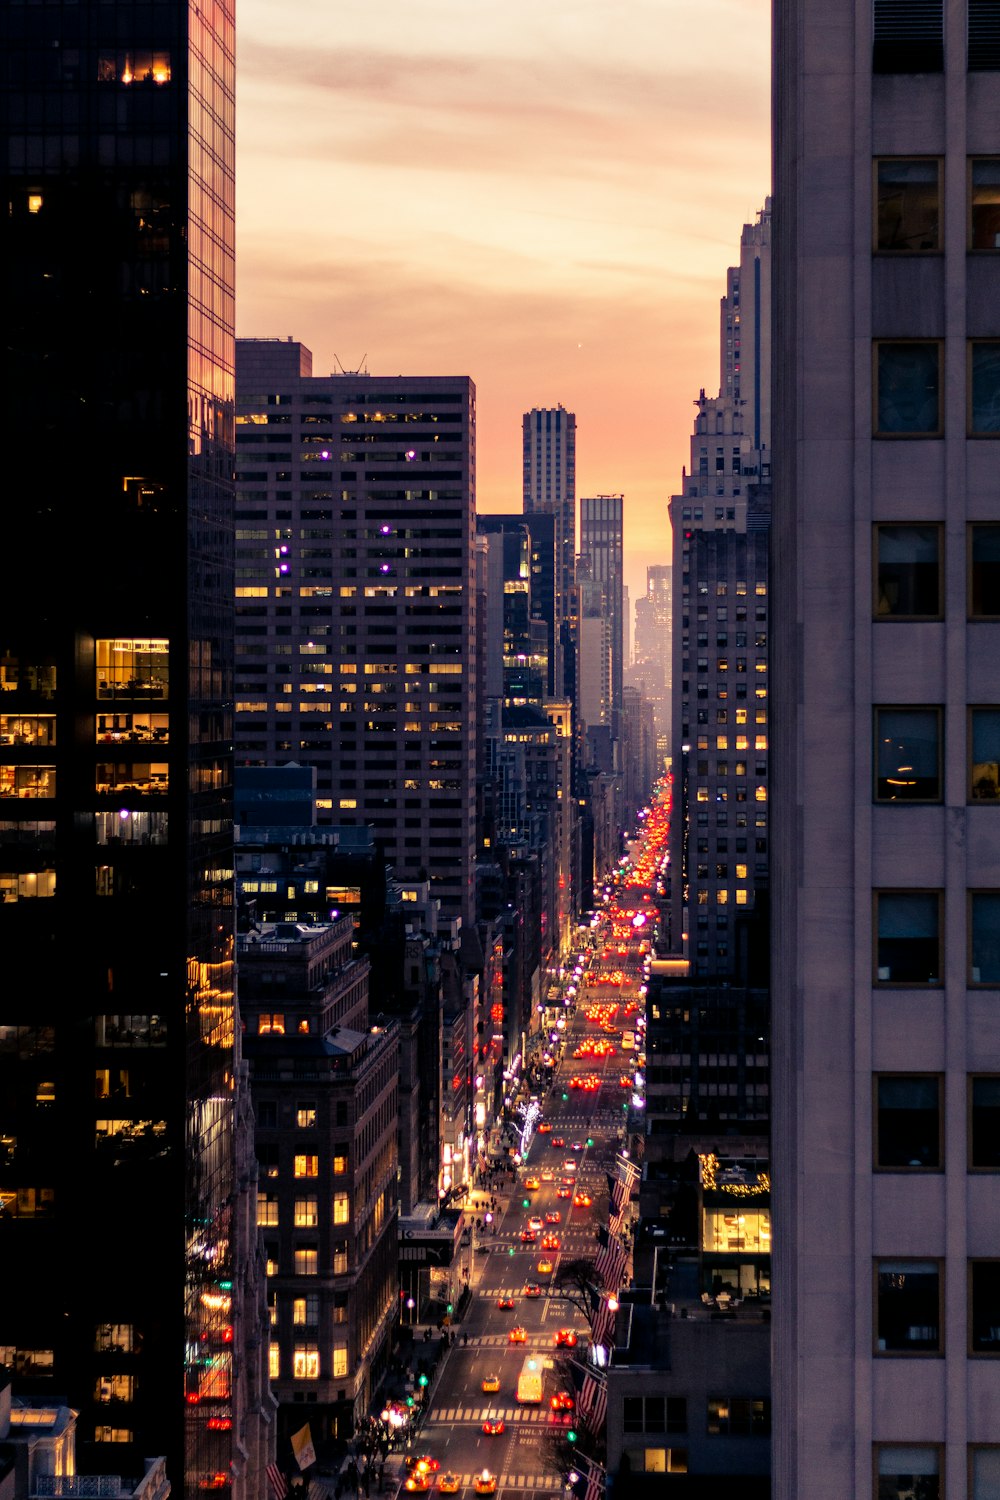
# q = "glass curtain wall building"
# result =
<box><xmin>0</xmin><ymin>4</ymin><xmax>267</xmax><ymax>1495</ymax></box>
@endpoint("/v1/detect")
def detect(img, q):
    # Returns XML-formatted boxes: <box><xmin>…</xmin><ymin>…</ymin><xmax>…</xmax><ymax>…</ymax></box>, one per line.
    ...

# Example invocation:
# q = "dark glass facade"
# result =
<box><xmin>1</xmin><ymin>2</ymin><xmax>245</xmax><ymax>1493</ymax></box>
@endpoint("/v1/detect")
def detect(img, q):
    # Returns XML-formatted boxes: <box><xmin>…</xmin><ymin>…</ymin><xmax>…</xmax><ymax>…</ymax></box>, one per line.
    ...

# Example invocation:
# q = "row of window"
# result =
<box><xmin>874</xmin><ymin>706</ymin><xmax>999</xmax><ymax>802</ymax></box>
<box><xmin>263</xmin><ymin>1243</ymin><xmax>349</xmax><ymax>1277</ymax></box>
<box><xmin>257</xmin><ymin>1192</ymin><xmax>350</xmax><ymax>1227</ymax></box>
<box><xmin>268</xmin><ymin>1340</ymin><xmax>349</xmax><ymax>1381</ymax></box>
<box><xmin>873</xmin><ymin>889</ymin><xmax>1000</xmax><ymax>985</ymax></box>
<box><xmin>875</xmin><ymin>523</ymin><xmax>999</xmax><ymax>618</ymax></box>
<box><xmin>875</xmin><ymin>342</ymin><xmax>1000</xmax><ymax>435</ymax></box>
<box><xmin>875</xmin><ymin>1259</ymin><xmax>1000</xmax><ymax>1356</ymax></box>
<box><xmin>620</xmin><ymin>1394</ymin><xmax>769</xmax><ymax>1435</ymax></box>
<box><xmin>877</xmin><ymin>1444</ymin><xmax>1000</xmax><ymax>1500</ymax></box>
<box><xmin>873</xmin><ymin>0</ymin><xmax>1000</xmax><ymax>75</ymax></box>
<box><xmin>876</xmin><ymin>1073</ymin><xmax>1000</xmax><ymax>1169</ymax></box>
<box><xmin>874</xmin><ymin>157</ymin><xmax>1000</xmax><ymax>252</ymax></box>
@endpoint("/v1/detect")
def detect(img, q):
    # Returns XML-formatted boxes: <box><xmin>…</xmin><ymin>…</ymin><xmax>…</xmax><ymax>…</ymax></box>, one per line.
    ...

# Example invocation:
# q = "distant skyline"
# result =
<box><xmin>235</xmin><ymin>0</ymin><xmax>770</xmax><ymax>608</ymax></box>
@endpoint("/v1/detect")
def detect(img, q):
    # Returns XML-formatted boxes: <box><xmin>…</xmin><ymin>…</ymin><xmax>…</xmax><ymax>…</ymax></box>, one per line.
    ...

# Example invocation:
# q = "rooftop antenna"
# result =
<box><xmin>332</xmin><ymin>353</ymin><xmax>369</xmax><ymax>376</ymax></box>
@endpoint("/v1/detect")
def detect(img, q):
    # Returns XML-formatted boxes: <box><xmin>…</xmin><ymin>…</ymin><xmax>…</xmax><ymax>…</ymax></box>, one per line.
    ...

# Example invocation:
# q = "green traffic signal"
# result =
<box><xmin>446</xmin><ymin>1302</ymin><xmax>453</xmax><ymax>1314</ymax></box>
<box><xmin>522</xmin><ymin>1198</ymin><xmax>530</xmax><ymax>1208</ymax></box>
<box><xmin>406</xmin><ymin>1396</ymin><xmax>415</xmax><ymax>1407</ymax></box>
<box><xmin>561</xmin><ymin>1092</ymin><xmax>569</xmax><ymax>1101</ymax></box>
<box><xmin>567</xmin><ymin>1429</ymin><xmax>578</xmax><ymax>1444</ymax></box>
<box><xmin>418</xmin><ymin>1374</ymin><xmax>429</xmax><ymax>1388</ymax></box>
<box><xmin>508</xmin><ymin>1247</ymin><xmax>515</xmax><ymax>1257</ymax></box>
<box><xmin>586</xmin><ymin>1138</ymin><xmax>593</xmax><ymax>1147</ymax></box>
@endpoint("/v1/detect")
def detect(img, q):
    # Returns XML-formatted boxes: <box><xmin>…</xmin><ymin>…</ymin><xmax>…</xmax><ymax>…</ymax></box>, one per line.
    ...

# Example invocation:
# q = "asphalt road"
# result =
<box><xmin>405</xmin><ymin>931</ymin><xmax>644</xmax><ymax>1500</ymax></box>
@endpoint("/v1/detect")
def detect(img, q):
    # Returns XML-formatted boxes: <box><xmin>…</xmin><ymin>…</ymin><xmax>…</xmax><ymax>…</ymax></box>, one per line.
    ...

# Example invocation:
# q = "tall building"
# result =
<box><xmin>523</xmin><ymin>407</ymin><xmax>576</xmax><ymax>695</ymax></box>
<box><xmin>668</xmin><ymin>205</ymin><xmax>772</xmax><ymax>978</ymax></box>
<box><xmin>234</xmin><ymin>340</ymin><xmax>477</xmax><ymax>926</ymax></box>
<box><xmin>580</xmin><ymin>494</ymin><xmax>626</xmax><ymax>738</ymax></box>
<box><xmin>772</xmin><ymin>7</ymin><xmax>1000</xmax><ymax>1500</ymax></box>
<box><xmin>632</xmin><ymin>564</ymin><xmax>672</xmax><ymax>751</ymax></box>
<box><xmin>0</xmin><ymin>3</ymin><xmax>272</xmax><ymax>1494</ymax></box>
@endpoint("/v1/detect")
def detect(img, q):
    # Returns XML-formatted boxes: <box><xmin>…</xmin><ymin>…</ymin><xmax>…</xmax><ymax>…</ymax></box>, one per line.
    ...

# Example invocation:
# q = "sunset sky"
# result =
<box><xmin>235</xmin><ymin>0</ymin><xmax>770</xmax><ymax>610</ymax></box>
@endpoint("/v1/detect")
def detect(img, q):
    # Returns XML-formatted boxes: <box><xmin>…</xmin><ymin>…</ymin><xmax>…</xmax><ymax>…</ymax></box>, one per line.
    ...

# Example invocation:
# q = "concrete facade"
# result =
<box><xmin>771</xmin><ymin>4</ymin><xmax>1000</xmax><ymax>1497</ymax></box>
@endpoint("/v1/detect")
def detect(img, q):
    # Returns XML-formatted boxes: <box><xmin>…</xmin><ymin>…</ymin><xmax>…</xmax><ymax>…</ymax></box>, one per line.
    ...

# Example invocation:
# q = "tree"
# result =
<box><xmin>550</xmin><ymin>1258</ymin><xmax>604</xmax><ymax>1340</ymax></box>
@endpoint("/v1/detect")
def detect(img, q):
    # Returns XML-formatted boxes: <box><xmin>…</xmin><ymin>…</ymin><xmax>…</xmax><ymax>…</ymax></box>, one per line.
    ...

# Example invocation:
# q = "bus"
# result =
<box><xmin>515</xmin><ymin>1355</ymin><xmax>543</xmax><ymax>1404</ymax></box>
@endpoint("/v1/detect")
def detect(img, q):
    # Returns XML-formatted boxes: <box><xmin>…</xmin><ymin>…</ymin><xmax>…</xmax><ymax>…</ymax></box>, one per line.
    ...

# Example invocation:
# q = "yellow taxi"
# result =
<box><xmin>481</xmin><ymin>1373</ymin><xmax>500</xmax><ymax>1393</ymax></box>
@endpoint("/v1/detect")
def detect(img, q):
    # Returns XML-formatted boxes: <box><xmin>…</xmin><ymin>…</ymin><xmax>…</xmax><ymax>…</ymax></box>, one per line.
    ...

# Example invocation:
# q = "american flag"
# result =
<box><xmin>608</xmin><ymin>1200</ymin><xmax>628</xmax><ymax>1237</ymax></box>
<box><xmin>616</xmin><ymin>1153</ymin><xmax>640</xmax><ymax>1192</ymax></box>
<box><xmin>609</xmin><ymin>1178</ymin><xmax>627</xmax><ymax>1213</ymax></box>
<box><xmin>590</xmin><ymin>1295</ymin><xmax>616</xmax><ymax>1350</ymax></box>
<box><xmin>579</xmin><ymin>1374</ymin><xmax>608</xmax><ymax>1436</ymax></box>
<box><xmin>266</xmin><ymin>1464</ymin><xmax>288</xmax><ymax>1500</ymax></box>
<box><xmin>594</xmin><ymin>1227</ymin><xmax>627</xmax><ymax>1290</ymax></box>
<box><xmin>583</xmin><ymin>1462</ymin><xmax>604</xmax><ymax>1500</ymax></box>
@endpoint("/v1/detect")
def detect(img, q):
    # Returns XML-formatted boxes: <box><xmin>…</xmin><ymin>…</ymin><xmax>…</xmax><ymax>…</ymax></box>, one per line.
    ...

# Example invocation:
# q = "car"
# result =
<box><xmin>540</xmin><ymin>1169</ymin><xmax>554</xmax><ymax>1182</ymax></box>
<box><xmin>481</xmin><ymin>1374</ymin><xmax>501</xmax><ymax>1394</ymax></box>
<box><xmin>570</xmin><ymin>1141</ymin><xmax>585</xmax><ymax>1152</ymax></box>
<box><xmin>537</xmin><ymin>1259</ymin><xmax>554</xmax><ymax>1274</ymax></box>
<box><xmin>545</xmin><ymin>1211</ymin><xmax>561</xmax><ymax>1224</ymax></box>
<box><xmin>497</xmin><ymin>1295</ymin><xmax>515</xmax><ymax>1310</ymax></box>
<box><xmin>438</xmin><ymin>1476</ymin><xmax>460</xmax><ymax>1494</ymax></box>
<box><xmin>537</xmin><ymin>1122</ymin><xmax>551</xmax><ymax>1133</ymax></box>
<box><xmin>550</xmin><ymin>1392</ymin><xmax>575</xmax><ymax>1412</ymax></box>
<box><xmin>541</xmin><ymin>1232</ymin><xmax>560</xmax><ymax>1250</ymax></box>
<box><xmin>523</xmin><ymin>1177</ymin><xmax>540</xmax><ymax>1191</ymax></box>
<box><xmin>407</xmin><ymin>1459</ymin><xmax>440</xmax><ymax>1475</ymax></box>
<box><xmin>405</xmin><ymin>1478</ymin><xmax>432</xmax><ymax>1494</ymax></box>
<box><xmin>482</xmin><ymin>1417</ymin><xmax>506</xmax><ymax>1436</ymax></box>
<box><xmin>520</xmin><ymin>1229</ymin><xmax>537</xmax><ymax>1244</ymax></box>
<box><xmin>556</xmin><ymin>1186</ymin><xmax>572</xmax><ymax>1199</ymax></box>
<box><xmin>551</xmin><ymin>1137</ymin><xmax>565</xmax><ymax>1148</ymax></box>
<box><xmin>563</xmin><ymin>1160</ymin><xmax>577</xmax><ymax>1172</ymax></box>
<box><xmin>554</xmin><ymin>1328</ymin><xmax>578</xmax><ymax>1347</ymax></box>
<box><xmin>574</xmin><ymin>1192</ymin><xmax>592</xmax><ymax>1207</ymax></box>
<box><xmin>529</xmin><ymin>1216</ymin><xmax>543</xmax><ymax>1230</ymax></box>
<box><xmin>509</xmin><ymin>1326</ymin><xmax>527</xmax><ymax>1343</ymax></box>
<box><xmin>474</xmin><ymin>1474</ymin><xmax>497</xmax><ymax>1496</ymax></box>
<box><xmin>524</xmin><ymin>1282</ymin><xmax>542</xmax><ymax>1297</ymax></box>
<box><xmin>620</xmin><ymin>1075</ymin><xmax>633</xmax><ymax>1088</ymax></box>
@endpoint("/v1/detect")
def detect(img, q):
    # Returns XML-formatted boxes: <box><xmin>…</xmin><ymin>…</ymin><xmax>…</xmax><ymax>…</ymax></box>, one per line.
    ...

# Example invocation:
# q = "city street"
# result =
<box><xmin>398</xmin><ymin>897</ymin><xmax>650</xmax><ymax>1500</ymax></box>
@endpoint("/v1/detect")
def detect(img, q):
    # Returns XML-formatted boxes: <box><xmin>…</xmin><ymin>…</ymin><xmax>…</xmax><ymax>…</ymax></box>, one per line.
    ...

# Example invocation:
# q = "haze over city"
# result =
<box><xmin>235</xmin><ymin>0</ymin><xmax>771</xmax><ymax>603</ymax></box>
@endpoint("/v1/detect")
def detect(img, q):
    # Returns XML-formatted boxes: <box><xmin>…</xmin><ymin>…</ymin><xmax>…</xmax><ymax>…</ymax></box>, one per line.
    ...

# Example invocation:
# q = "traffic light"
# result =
<box><xmin>561</xmin><ymin>1091</ymin><xmax>569</xmax><ymax>1101</ymax></box>
<box><xmin>446</xmin><ymin>1302</ymin><xmax>453</xmax><ymax>1314</ymax></box>
<box><xmin>522</xmin><ymin>1198</ymin><xmax>530</xmax><ymax>1208</ymax></box>
<box><xmin>567</xmin><ymin>1429</ymin><xmax>578</xmax><ymax>1444</ymax></box>
<box><xmin>406</xmin><ymin>1395</ymin><xmax>415</xmax><ymax>1407</ymax></box>
<box><xmin>586</xmin><ymin>1137</ymin><xmax>594</xmax><ymax>1147</ymax></box>
<box><xmin>418</xmin><ymin>1374</ymin><xmax>429</xmax><ymax>1388</ymax></box>
<box><xmin>508</xmin><ymin>1247</ymin><xmax>515</xmax><ymax>1257</ymax></box>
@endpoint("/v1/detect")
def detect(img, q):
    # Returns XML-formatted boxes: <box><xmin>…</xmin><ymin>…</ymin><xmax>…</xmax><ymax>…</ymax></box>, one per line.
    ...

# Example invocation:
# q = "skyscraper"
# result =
<box><xmin>579</xmin><ymin>494</ymin><xmax>625</xmax><ymax>738</ymax></box>
<box><xmin>234</xmin><ymin>340</ymin><xmax>477</xmax><ymax>926</ymax></box>
<box><xmin>523</xmin><ymin>407</ymin><xmax>576</xmax><ymax>696</ymax></box>
<box><xmin>1</xmin><ymin>4</ymin><xmax>270</xmax><ymax>1494</ymax></box>
<box><xmin>772</xmin><ymin>6</ymin><xmax>1000</xmax><ymax>1498</ymax></box>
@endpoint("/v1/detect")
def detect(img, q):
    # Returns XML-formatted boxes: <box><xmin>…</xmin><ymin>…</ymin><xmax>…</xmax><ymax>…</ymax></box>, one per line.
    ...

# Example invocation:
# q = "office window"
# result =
<box><xmin>873</xmin><ymin>0</ymin><xmax>943</xmax><ymax>71</ymax></box>
<box><xmin>333</xmin><ymin>1191</ymin><xmax>350</xmax><ymax>1225</ymax></box>
<box><xmin>875</xmin><ymin>159</ymin><xmax>940</xmax><ymax>251</ymax></box>
<box><xmin>875</xmin><ymin>343</ymin><xmax>942</xmax><ymax>435</ymax></box>
<box><xmin>707</xmin><ymin>1397</ymin><xmax>770</xmax><ymax>1435</ymax></box>
<box><xmin>970</xmin><ymin>1</ymin><xmax>1000</xmax><ymax>70</ymax></box>
<box><xmin>970</xmin><ymin>1077</ymin><xmax>1000</xmax><ymax>1169</ymax></box>
<box><xmin>875</xmin><ymin>1446</ymin><xmax>940</xmax><ymax>1500</ymax></box>
<box><xmin>875</xmin><ymin>1075</ymin><xmax>941</xmax><ymax>1169</ymax></box>
<box><xmin>293</xmin><ymin>1154</ymin><xmax>318</xmax><ymax>1178</ymax></box>
<box><xmin>970</xmin><ymin>893</ymin><xmax>1000</xmax><ymax>984</ymax></box>
<box><xmin>257</xmin><ymin>1193</ymin><xmax>279</xmax><ymax>1227</ymax></box>
<box><xmin>875</xmin><ymin>1260</ymin><xmax>941</xmax><ymax>1353</ymax></box>
<box><xmin>875</xmin><ymin>892</ymin><xmax>941</xmax><ymax>984</ymax></box>
<box><xmin>874</xmin><ymin>708</ymin><xmax>941</xmax><ymax>801</ymax></box>
<box><xmin>971</xmin><ymin>524</ymin><xmax>1000</xmax><ymax>618</ymax></box>
<box><xmin>970</xmin><ymin>709</ymin><xmax>1000</xmax><ymax>801</ymax></box>
<box><xmin>971</xmin><ymin>1447</ymin><xmax>1000</xmax><ymax>1499</ymax></box>
<box><xmin>292</xmin><ymin>1295</ymin><xmax>318</xmax><ymax>1327</ymax></box>
<box><xmin>333</xmin><ymin>1341</ymin><xmax>349</xmax><ymax>1378</ymax></box>
<box><xmin>296</xmin><ymin>1104</ymin><xmax>316</xmax><ymax>1128</ymax></box>
<box><xmin>293</xmin><ymin>1196</ymin><xmax>318</xmax><ymax>1227</ymax></box>
<box><xmin>268</xmin><ymin>1343</ymin><xmax>280</xmax><ymax>1380</ymax></box>
<box><xmin>874</xmin><ymin>525</ymin><xmax>941</xmax><ymax>618</ymax></box>
<box><xmin>293</xmin><ymin>1246</ymin><xmax>318</xmax><ymax>1276</ymax></box>
<box><xmin>293</xmin><ymin>1344</ymin><xmax>319</xmax><ymax>1379</ymax></box>
<box><xmin>971</xmin><ymin>159</ymin><xmax>1000</xmax><ymax>249</ymax></box>
<box><xmin>970</xmin><ymin>1261</ymin><xmax>1000</xmax><ymax>1353</ymax></box>
<box><xmin>970</xmin><ymin>343</ymin><xmax>1000</xmax><ymax>435</ymax></box>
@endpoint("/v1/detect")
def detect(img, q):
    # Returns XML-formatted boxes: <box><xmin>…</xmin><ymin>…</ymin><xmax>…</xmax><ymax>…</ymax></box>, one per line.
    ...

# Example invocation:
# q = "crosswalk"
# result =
<box><xmin>460</xmin><ymin>1332</ymin><xmax>573</xmax><ymax>1349</ymax></box>
<box><xmin>419</xmin><ymin>1474</ymin><xmax>563</xmax><ymax>1493</ymax></box>
<box><xmin>424</xmin><ymin>1405</ymin><xmax>564</xmax><ymax>1426</ymax></box>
